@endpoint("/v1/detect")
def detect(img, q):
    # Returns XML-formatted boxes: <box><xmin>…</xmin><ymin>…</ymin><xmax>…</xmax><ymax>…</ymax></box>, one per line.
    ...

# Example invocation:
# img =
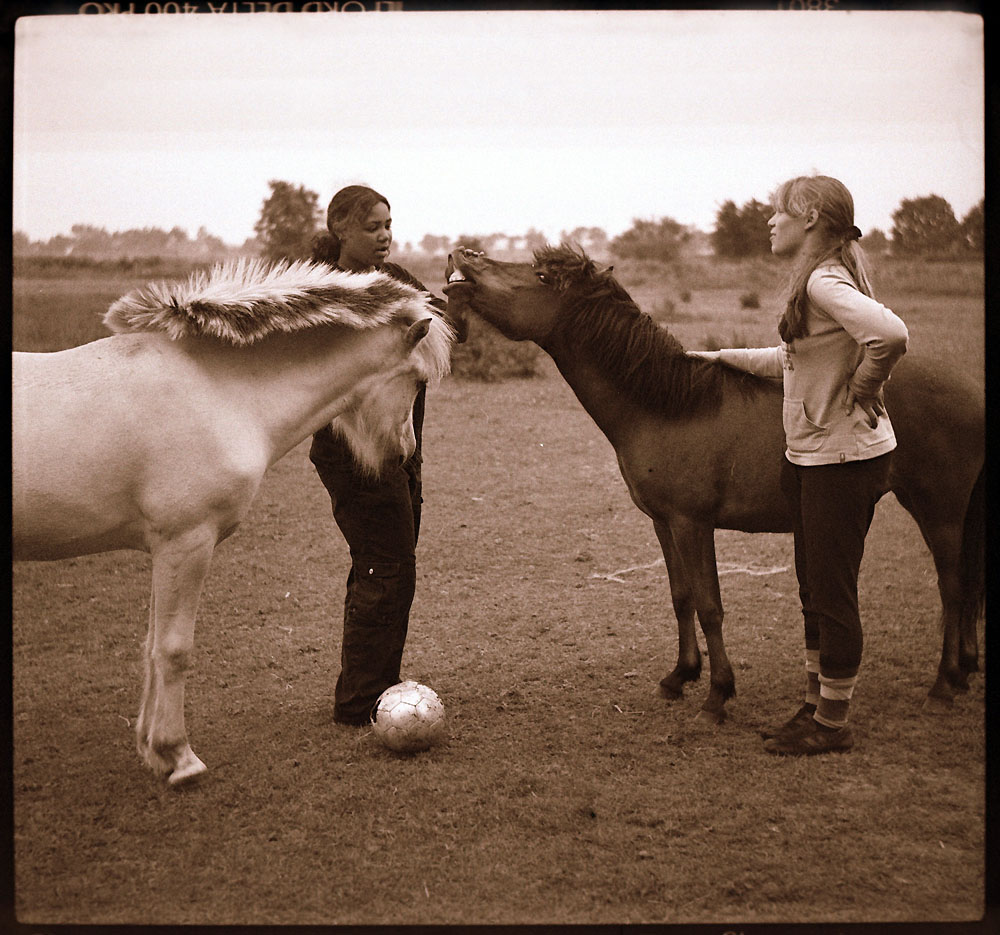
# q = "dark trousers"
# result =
<box><xmin>779</xmin><ymin>452</ymin><xmax>892</xmax><ymax>679</ymax></box>
<box><xmin>309</xmin><ymin>387</ymin><xmax>425</xmax><ymax>724</ymax></box>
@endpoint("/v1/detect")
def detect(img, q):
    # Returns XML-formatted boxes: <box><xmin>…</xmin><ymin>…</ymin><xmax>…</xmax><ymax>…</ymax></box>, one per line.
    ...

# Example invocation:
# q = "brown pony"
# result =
<box><xmin>445</xmin><ymin>244</ymin><xmax>983</xmax><ymax>724</ymax></box>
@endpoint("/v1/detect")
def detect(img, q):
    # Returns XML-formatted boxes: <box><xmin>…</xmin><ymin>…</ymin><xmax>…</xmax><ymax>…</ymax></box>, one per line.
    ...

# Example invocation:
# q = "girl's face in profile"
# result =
<box><xmin>768</xmin><ymin>206</ymin><xmax>813</xmax><ymax>259</ymax></box>
<box><xmin>336</xmin><ymin>201</ymin><xmax>392</xmax><ymax>271</ymax></box>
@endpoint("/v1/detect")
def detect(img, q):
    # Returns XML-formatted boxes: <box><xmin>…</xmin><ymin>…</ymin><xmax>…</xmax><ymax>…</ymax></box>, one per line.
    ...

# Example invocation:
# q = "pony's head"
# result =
<box><xmin>443</xmin><ymin>243</ymin><xmax>617</xmax><ymax>344</ymax></box>
<box><xmin>329</xmin><ymin>309</ymin><xmax>453</xmax><ymax>475</ymax></box>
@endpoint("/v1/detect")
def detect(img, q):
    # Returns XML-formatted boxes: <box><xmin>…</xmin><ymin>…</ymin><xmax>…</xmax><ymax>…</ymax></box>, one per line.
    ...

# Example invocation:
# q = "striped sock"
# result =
<box><xmin>815</xmin><ymin>672</ymin><xmax>858</xmax><ymax>729</ymax></box>
<box><xmin>804</xmin><ymin>650</ymin><xmax>821</xmax><ymax>707</ymax></box>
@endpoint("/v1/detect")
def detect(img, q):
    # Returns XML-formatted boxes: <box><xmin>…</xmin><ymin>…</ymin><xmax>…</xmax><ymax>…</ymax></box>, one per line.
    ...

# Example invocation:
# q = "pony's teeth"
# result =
<box><xmin>448</xmin><ymin>271</ymin><xmax>467</xmax><ymax>283</ymax></box>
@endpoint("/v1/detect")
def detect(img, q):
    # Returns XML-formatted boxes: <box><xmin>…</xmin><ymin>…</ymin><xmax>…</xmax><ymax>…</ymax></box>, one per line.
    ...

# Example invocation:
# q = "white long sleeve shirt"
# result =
<box><xmin>711</xmin><ymin>264</ymin><xmax>909</xmax><ymax>466</ymax></box>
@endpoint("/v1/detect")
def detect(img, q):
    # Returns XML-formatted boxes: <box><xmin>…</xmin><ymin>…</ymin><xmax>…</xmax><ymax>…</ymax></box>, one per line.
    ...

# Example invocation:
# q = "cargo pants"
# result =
<box><xmin>309</xmin><ymin>386</ymin><xmax>425</xmax><ymax>725</ymax></box>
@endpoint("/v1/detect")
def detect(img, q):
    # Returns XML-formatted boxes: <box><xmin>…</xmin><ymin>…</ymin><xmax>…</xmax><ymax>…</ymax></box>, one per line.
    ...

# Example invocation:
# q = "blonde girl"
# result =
<box><xmin>693</xmin><ymin>175</ymin><xmax>909</xmax><ymax>754</ymax></box>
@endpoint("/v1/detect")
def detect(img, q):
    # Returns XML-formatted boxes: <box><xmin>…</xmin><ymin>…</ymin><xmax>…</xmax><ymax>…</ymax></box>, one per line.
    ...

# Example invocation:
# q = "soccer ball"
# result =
<box><xmin>371</xmin><ymin>680</ymin><xmax>446</xmax><ymax>753</ymax></box>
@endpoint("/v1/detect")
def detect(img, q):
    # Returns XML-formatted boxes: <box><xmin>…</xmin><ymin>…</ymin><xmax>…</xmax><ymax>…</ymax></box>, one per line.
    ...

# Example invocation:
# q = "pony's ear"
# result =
<box><xmin>405</xmin><ymin>318</ymin><xmax>432</xmax><ymax>347</ymax></box>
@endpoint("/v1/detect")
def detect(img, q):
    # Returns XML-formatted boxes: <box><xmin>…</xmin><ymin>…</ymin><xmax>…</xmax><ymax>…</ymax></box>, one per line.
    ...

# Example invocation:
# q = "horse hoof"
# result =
<box><xmin>922</xmin><ymin>694</ymin><xmax>954</xmax><ymax>715</ymax></box>
<box><xmin>168</xmin><ymin>749</ymin><xmax>207</xmax><ymax>786</ymax></box>
<box><xmin>693</xmin><ymin>708</ymin><xmax>725</xmax><ymax>727</ymax></box>
<box><xmin>658</xmin><ymin>683</ymin><xmax>683</xmax><ymax>700</ymax></box>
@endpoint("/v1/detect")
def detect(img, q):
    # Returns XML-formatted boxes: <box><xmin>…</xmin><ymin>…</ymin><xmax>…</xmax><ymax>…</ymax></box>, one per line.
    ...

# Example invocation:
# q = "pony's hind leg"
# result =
<box><xmin>137</xmin><ymin>529</ymin><xmax>215</xmax><ymax>784</ymax></box>
<box><xmin>893</xmin><ymin>484</ymin><xmax>979</xmax><ymax>711</ymax></box>
<box><xmin>957</xmin><ymin>468</ymin><xmax>985</xmax><ymax>681</ymax></box>
<box><xmin>653</xmin><ymin>520</ymin><xmax>702</xmax><ymax>700</ymax></box>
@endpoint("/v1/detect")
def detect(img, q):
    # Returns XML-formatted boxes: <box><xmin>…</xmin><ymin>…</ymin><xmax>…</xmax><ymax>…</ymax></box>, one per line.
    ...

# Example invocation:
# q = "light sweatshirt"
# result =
<box><xmin>710</xmin><ymin>264</ymin><xmax>909</xmax><ymax>466</ymax></box>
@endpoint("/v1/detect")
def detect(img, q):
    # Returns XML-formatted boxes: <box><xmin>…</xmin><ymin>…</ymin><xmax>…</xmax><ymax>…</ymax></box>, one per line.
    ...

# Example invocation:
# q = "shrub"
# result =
<box><xmin>739</xmin><ymin>291</ymin><xmax>761</xmax><ymax>309</ymax></box>
<box><xmin>699</xmin><ymin>328</ymin><xmax>755</xmax><ymax>351</ymax></box>
<box><xmin>448</xmin><ymin>316</ymin><xmax>544</xmax><ymax>382</ymax></box>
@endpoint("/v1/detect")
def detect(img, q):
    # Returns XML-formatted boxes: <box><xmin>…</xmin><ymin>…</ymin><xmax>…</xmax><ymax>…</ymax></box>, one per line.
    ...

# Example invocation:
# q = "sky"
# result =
<box><xmin>12</xmin><ymin>7</ymin><xmax>985</xmax><ymax>249</ymax></box>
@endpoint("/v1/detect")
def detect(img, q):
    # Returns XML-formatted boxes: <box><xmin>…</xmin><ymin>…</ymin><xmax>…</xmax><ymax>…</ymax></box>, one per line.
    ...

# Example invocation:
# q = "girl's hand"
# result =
<box><xmin>845</xmin><ymin>386</ymin><xmax>885</xmax><ymax>429</ymax></box>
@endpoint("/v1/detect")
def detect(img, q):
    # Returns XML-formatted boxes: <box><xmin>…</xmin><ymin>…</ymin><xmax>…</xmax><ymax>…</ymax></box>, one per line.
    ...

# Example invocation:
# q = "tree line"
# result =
<box><xmin>708</xmin><ymin>194</ymin><xmax>982</xmax><ymax>261</ymax></box>
<box><xmin>248</xmin><ymin>181</ymin><xmax>987</xmax><ymax>264</ymax></box>
<box><xmin>13</xmin><ymin>223</ymin><xmax>257</xmax><ymax>262</ymax></box>
<box><xmin>14</xmin><ymin>182</ymin><xmax>982</xmax><ymax>264</ymax></box>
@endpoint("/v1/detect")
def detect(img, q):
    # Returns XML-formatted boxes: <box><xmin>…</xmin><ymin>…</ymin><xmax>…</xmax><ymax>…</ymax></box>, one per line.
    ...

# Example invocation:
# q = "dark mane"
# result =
<box><xmin>534</xmin><ymin>244</ymin><xmax>766</xmax><ymax>417</ymax></box>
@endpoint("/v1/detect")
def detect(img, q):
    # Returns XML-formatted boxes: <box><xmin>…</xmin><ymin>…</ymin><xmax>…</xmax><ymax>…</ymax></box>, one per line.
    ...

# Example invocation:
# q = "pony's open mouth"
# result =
<box><xmin>446</xmin><ymin>248</ymin><xmax>488</xmax><ymax>284</ymax></box>
<box><xmin>445</xmin><ymin>253</ymin><xmax>473</xmax><ymax>284</ymax></box>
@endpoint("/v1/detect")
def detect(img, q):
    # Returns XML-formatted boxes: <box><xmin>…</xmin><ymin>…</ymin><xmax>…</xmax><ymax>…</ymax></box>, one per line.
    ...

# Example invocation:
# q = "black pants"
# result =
<box><xmin>309</xmin><ymin>387</ymin><xmax>425</xmax><ymax>724</ymax></box>
<box><xmin>779</xmin><ymin>452</ymin><xmax>892</xmax><ymax>679</ymax></box>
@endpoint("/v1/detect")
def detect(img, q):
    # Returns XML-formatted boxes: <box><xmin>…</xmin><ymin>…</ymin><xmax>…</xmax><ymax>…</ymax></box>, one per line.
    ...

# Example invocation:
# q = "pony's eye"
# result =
<box><xmin>535</xmin><ymin>272</ymin><xmax>550</xmax><ymax>285</ymax></box>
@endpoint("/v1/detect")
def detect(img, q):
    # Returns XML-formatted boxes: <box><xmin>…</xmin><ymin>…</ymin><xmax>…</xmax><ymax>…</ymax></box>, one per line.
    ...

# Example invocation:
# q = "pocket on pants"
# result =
<box><xmin>347</xmin><ymin>561</ymin><xmax>409</xmax><ymax>626</ymax></box>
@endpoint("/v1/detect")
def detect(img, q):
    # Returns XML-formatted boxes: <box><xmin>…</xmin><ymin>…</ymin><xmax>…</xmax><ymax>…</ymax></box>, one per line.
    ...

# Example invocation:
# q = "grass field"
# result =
<box><xmin>10</xmin><ymin>254</ymin><xmax>988</xmax><ymax>926</ymax></box>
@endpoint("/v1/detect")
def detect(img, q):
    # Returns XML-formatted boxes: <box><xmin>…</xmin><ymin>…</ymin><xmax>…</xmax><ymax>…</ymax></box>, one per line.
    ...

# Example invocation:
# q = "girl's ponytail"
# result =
<box><xmin>311</xmin><ymin>231</ymin><xmax>341</xmax><ymax>265</ymax></box>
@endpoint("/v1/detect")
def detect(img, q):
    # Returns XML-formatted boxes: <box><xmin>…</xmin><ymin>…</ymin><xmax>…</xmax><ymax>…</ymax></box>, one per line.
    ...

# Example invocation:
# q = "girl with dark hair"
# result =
<box><xmin>692</xmin><ymin>175</ymin><xmax>909</xmax><ymax>755</ymax></box>
<box><xmin>308</xmin><ymin>184</ymin><xmax>467</xmax><ymax>726</ymax></box>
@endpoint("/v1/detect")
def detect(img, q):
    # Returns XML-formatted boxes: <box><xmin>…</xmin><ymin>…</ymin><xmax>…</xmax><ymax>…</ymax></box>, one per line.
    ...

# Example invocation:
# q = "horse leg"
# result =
<box><xmin>892</xmin><ymin>487</ymin><xmax>974</xmax><ymax>712</ymax></box>
<box><xmin>652</xmin><ymin>519</ymin><xmax>702</xmax><ymax>699</ymax></box>
<box><xmin>136</xmin><ymin>529</ymin><xmax>214</xmax><ymax>784</ymax></box>
<box><xmin>956</xmin><ymin>468</ymin><xmax>985</xmax><ymax>681</ymax></box>
<box><xmin>662</xmin><ymin>516</ymin><xmax>735</xmax><ymax>724</ymax></box>
<box><xmin>135</xmin><ymin>588</ymin><xmax>157</xmax><ymax>768</ymax></box>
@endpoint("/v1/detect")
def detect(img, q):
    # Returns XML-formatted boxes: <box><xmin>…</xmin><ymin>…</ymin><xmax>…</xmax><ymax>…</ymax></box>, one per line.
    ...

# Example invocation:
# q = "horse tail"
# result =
<box><xmin>958</xmin><ymin>465</ymin><xmax>985</xmax><ymax>661</ymax></box>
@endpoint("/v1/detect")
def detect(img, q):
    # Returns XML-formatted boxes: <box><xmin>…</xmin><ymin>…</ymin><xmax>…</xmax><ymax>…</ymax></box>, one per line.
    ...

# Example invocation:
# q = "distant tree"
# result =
<box><xmin>712</xmin><ymin>199</ymin><xmax>771</xmax><ymax>258</ymax></box>
<box><xmin>711</xmin><ymin>201</ymin><xmax>742</xmax><ymax>258</ymax></box>
<box><xmin>891</xmin><ymin>194</ymin><xmax>961</xmax><ymax>256</ymax></box>
<box><xmin>739</xmin><ymin>199</ymin><xmax>773</xmax><ymax>255</ymax></box>
<box><xmin>862</xmin><ymin>227</ymin><xmax>890</xmax><ymax>256</ymax></box>
<box><xmin>586</xmin><ymin>227</ymin><xmax>610</xmax><ymax>255</ymax></box>
<box><xmin>522</xmin><ymin>227</ymin><xmax>549</xmax><ymax>253</ymax></box>
<box><xmin>254</xmin><ymin>180</ymin><xmax>322</xmax><ymax>263</ymax></box>
<box><xmin>454</xmin><ymin>234</ymin><xmax>487</xmax><ymax>253</ymax></box>
<box><xmin>479</xmin><ymin>233</ymin><xmax>507</xmax><ymax>254</ymax></box>
<box><xmin>959</xmin><ymin>199</ymin><xmax>984</xmax><ymax>254</ymax></box>
<box><xmin>46</xmin><ymin>234</ymin><xmax>74</xmax><ymax>256</ymax></box>
<box><xmin>13</xmin><ymin>230</ymin><xmax>32</xmax><ymax>255</ymax></box>
<box><xmin>559</xmin><ymin>226</ymin><xmax>589</xmax><ymax>250</ymax></box>
<box><xmin>70</xmin><ymin>224</ymin><xmax>112</xmax><ymax>255</ymax></box>
<box><xmin>196</xmin><ymin>226</ymin><xmax>226</xmax><ymax>251</ymax></box>
<box><xmin>610</xmin><ymin>216</ymin><xmax>685</xmax><ymax>262</ymax></box>
<box><xmin>420</xmin><ymin>234</ymin><xmax>451</xmax><ymax>256</ymax></box>
<box><xmin>559</xmin><ymin>226</ymin><xmax>610</xmax><ymax>256</ymax></box>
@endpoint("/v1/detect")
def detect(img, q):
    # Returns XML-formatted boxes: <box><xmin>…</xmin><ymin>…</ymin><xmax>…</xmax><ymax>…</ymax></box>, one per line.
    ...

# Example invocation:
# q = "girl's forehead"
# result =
<box><xmin>360</xmin><ymin>202</ymin><xmax>391</xmax><ymax>224</ymax></box>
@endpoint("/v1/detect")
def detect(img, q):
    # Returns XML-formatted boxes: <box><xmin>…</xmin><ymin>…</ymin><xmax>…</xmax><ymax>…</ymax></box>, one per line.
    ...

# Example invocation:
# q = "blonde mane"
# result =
<box><xmin>104</xmin><ymin>257</ymin><xmax>450</xmax><ymax>353</ymax></box>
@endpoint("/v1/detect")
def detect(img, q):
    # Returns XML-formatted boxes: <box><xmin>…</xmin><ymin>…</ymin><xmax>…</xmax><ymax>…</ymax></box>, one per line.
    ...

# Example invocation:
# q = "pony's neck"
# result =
<box><xmin>543</xmin><ymin>331</ymin><xmax>648</xmax><ymax>447</ymax></box>
<box><xmin>196</xmin><ymin>326</ymin><xmax>399</xmax><ymax>466</ymax></box>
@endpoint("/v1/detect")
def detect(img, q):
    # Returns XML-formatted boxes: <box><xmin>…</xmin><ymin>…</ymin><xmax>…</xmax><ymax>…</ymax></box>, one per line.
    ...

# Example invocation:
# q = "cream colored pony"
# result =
<box><xmin>13</xmin><ymin>258</ymin><xmax>454</xmax><ymax>785</ymax></box>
